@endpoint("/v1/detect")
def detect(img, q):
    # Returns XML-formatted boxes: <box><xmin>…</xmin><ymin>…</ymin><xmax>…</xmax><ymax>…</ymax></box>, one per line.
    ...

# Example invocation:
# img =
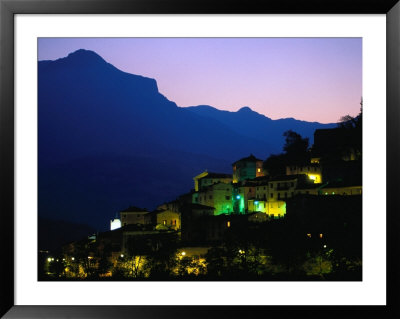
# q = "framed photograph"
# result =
<box><xmin>1</xmin><ymin>0</ymin><xmax>399</xmax><ymax>318</ymax></box>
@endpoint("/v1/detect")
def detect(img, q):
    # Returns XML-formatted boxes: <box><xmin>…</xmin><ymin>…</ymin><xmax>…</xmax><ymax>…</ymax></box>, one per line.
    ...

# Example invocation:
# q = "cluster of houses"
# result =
<box><xmin>106</xmin><ymin>128</ymin><xmax>362</xmax><ymax>247</ymax></box>
<box><xmin>55</xmin><ymin>127</ymin><xmax>362</xmax><ymax>278</ymax></box>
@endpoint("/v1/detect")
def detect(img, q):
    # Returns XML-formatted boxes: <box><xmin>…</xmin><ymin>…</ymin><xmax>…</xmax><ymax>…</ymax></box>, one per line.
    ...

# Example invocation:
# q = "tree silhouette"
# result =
<box><xmin>263</xmin><ymin>130</ymin><xmax>310</xmax><ymax>176</ymax></box>
<box><xmin>283</xmin><ymin>130</ymin><xmax>309</xmax><ymax>165</ymax></box>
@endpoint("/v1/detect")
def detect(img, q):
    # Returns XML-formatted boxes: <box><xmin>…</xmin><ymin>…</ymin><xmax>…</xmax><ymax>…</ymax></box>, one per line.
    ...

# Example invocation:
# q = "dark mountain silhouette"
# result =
<box><xmin>183</xmin><ymin>105</ymin><xmax>327</xmax><ymax>147</ymax></box>
<box><xmin>38</xmin><ymin>49</ymin><xmax>334</xmax><ymax>231</ymax></box>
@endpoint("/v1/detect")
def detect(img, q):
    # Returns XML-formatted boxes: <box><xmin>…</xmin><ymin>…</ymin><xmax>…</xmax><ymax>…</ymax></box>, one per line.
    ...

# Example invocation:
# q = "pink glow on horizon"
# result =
<box><xmin>38</xmin><ymin>38</ymin><xmax>362</xmax><ymax>123</ymax></box>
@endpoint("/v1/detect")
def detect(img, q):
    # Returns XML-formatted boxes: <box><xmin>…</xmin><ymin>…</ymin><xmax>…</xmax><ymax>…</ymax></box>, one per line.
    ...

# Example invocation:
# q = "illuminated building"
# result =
<box><xmin>232</xmin><ymin>188</ymin><xmax>246</xmax><ymax>214</ymax></box>
<box><xmin>266</xmin><ymin>174</ymin><xmax>335</xmax><ymax>217</ymax></box>
<box><xmin>266</xmin><ymin>201</ymin><xmax>286</xmax><ymax>218</ymax></box>
<box><xmin>286</xmin><ymin>164</ymin><xmax>322</xmax><ymax>183</ymax></box>
<box><xmin>193</xmin><ymin>182</ymin><xmax>233</xmax><ymax>215</ymax></box>
<box><xmin>248</xmin><ymin>174</ymin><xmax>313</xmax><ymax>218</ymax></box>
<box><xmin>232</xmin><ymin>154</ymin><xmax>264</xmax><ymax>183</ymax></box>
<box><xmin>157</xmin><ymin>199</ymin><xmax>181</xmax><ymax>213</ymax></box>
<box><xmin>155</xmin><ymin>209</ymin><xmax>181</xmax><ymax>230</ymax></box>
<box><xmin>247</xmin><ymin>199</ymin><xmax>267</xmax><ymax>213</ymax></box>
<box><xmin>120</xmin><ymin>206</ymin><xmax>151</xmax><ymax>227</ymax></box>
<box><xmin>110</xmin><ymin>218</ymin><xmax>121</xmax><ymax>231</ymax></box>
<box><xmin>193</xmin><ymin>171</ymin><xmax>232</xmax><ymax>191</ymax></box>
<box><xmin>254</xmin><ymin>181</ymin><xmax>269</xmax><ymax>201</ymax></box>
<box><xmin>237</xmin><ymin>181</ymin><xmax>257</xmax><ymax>211</ymax></box>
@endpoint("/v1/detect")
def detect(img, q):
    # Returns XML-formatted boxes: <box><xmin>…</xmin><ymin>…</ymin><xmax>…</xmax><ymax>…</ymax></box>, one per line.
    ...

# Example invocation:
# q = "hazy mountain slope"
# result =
<box><xmin>183</xmin><ymin>105</ymin><xmax>335</xmax><ymax>151</ymax></box>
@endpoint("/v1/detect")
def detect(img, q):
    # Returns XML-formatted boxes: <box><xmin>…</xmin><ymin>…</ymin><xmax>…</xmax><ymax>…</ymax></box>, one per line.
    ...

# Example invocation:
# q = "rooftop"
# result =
<box><xmin>120</xmin><ymin>206</ymin><xmax>148</xmax><ymax>213</ymax></box>
<box><xmin>232</xmin><ymin>154</ymin><xmax>263</xmax><ymax>165</ymax></box>
<box><xmin>198</xmin><ymin>172</ymin><xmax>232</xmax><ymax>179</ymax></box>
<box><xmin>197</xmin><ymin>181</ymin><xmax>233</xmax><ymax>191</ymax></box>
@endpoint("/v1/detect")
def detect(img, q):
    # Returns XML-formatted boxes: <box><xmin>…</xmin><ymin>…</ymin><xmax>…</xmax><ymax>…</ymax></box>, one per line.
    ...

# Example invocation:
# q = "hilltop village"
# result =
<box><xmin>41</xmin><ymin>125</ymin><xmax>362</xmax><ymax>280</ymax></box>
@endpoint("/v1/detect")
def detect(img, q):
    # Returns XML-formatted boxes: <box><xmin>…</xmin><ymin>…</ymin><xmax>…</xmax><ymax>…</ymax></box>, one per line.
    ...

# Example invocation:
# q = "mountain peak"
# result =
<box><xmin>68</xmin><ymin>49</ymin><xmax>102</xmax><ymax>58</ymax></box>
<box><xmin>64</xmin><ymin>49</ymin><xmax>106</xmax><ymax>65</ymax></box>
<box><xmin>238</xmin><ymin>106</ymin><xmax>253</xmax><ymax>113</ymax></box>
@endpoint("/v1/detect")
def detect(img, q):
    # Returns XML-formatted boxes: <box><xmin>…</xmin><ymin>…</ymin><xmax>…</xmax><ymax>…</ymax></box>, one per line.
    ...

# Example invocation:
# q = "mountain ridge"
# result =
<box><xmin>38</xmin><ymin>49</ymin><xmax>335</xmax><ymax>230</ymax></box>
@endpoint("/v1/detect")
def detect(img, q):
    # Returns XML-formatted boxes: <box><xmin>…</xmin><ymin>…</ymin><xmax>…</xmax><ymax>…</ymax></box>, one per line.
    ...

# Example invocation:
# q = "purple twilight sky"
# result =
<box><xmin>38</xmin><ymin>38</ymin><xmax>362</xmax><ymax>124</ymax></box>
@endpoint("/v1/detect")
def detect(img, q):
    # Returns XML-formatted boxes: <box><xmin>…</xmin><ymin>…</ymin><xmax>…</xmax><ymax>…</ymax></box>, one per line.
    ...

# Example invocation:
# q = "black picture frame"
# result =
<box><xmin>1</xmin><ymin>0</ymin><xmax>399</xmax><ymax>318</ymax></box>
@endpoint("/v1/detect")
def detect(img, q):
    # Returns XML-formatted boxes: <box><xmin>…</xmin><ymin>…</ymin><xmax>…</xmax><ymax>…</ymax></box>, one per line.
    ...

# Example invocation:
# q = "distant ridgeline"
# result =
<box><xmin>38</xmin><ymin>49</ymin><xmax>335</xmax><ymax>230</ymax></box>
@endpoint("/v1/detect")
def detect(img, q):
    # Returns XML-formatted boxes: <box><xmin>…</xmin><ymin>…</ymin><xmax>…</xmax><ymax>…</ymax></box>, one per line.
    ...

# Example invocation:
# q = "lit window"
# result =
<box><xmin>163</xmin><ymin>220</ymin><xmax>166</xmax><ymax>225</ymax></box>
<box><xmin>319</xmin><ymin>233</ymin><xmax>323</xmax><ymax>238</ymax></box>
<box><xmin>257</xmin><ymin>168</ymin><xmax>261</xmax><ymax>172</ymax></box>
<box><xmin>227</xmin><ymin>221</ymin><xmax>231</xmax><ymax>228</ymax></box>
<box><xmin>307</xmin><ymin>233</ymin><xmax>312</xmax><ymax>238</ymax></box>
